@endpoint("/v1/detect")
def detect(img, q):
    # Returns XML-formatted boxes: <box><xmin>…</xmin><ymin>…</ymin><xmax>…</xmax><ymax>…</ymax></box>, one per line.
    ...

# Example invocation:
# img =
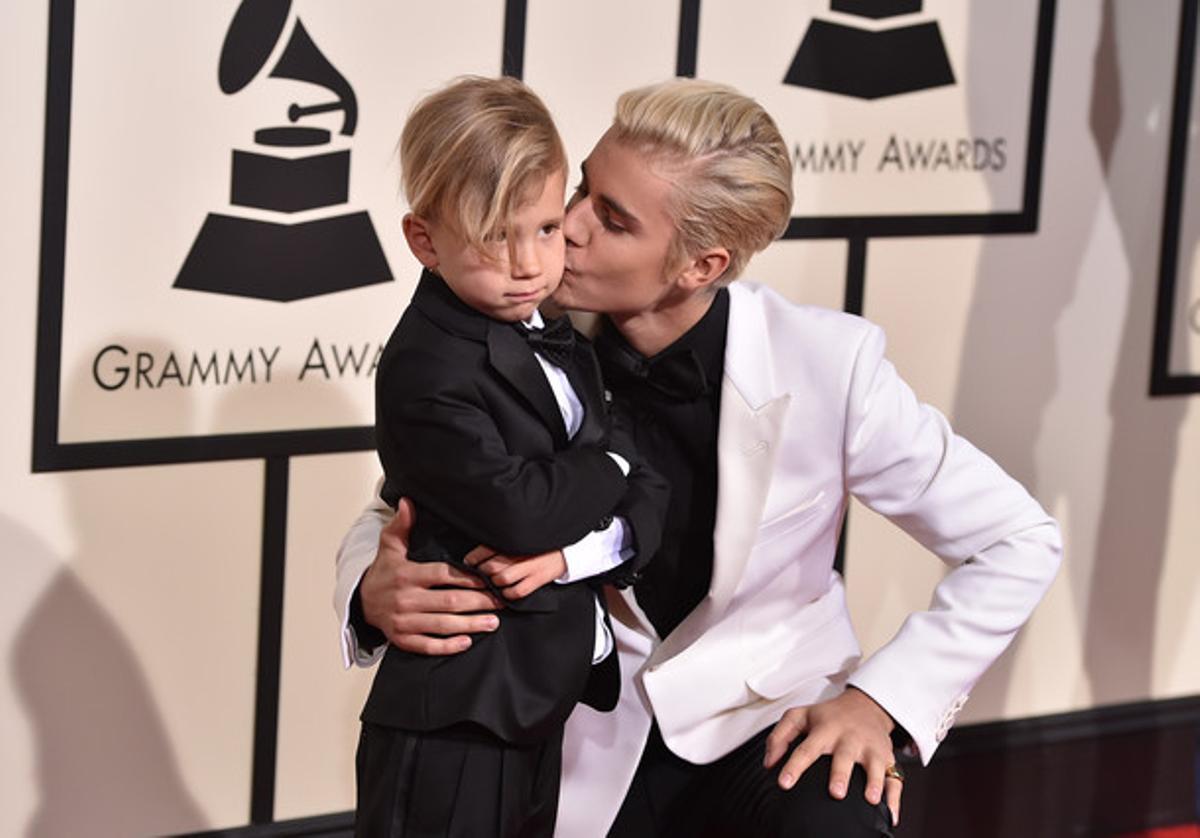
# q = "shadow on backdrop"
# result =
<box><xmin>899</xmin><ymin>2</ymin><xmax>1186</xmax><ymax>836</ymax></box>
<box><xmin>1082</xmin><ymin>0</ymin><xmax>1188</xmax><ymax>832</ymax></box>
<box><xmin>13</xmin><ymin>340</ymin><xmax>208</xmax><ymax>836</ymax></box>
<box><xmin>10</xmin><ymin>521</ymin><xmax>205</xmax><ymax>837</ymax></box>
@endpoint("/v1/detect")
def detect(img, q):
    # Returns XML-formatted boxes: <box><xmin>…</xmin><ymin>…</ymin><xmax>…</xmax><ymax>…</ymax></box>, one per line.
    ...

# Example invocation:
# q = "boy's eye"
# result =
<box><xmin>540</xmin><ymin>223</ymin><xmax>561</xmax><ymax>236</ymax></box>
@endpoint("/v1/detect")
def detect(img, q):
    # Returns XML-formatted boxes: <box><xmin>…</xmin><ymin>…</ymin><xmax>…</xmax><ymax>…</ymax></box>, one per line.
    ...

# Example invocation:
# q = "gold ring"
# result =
<box><xmin>884</xmin><ymin>764</ymin><xmax>905</xmax><ymax>782</ymax></box>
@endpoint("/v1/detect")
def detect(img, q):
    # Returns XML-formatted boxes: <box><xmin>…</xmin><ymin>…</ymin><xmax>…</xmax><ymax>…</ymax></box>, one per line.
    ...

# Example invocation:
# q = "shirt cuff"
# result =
<box><xmin>559</xmin><ymin>516</ymin><xmax>633</xmax><ymax>583</ymax></box>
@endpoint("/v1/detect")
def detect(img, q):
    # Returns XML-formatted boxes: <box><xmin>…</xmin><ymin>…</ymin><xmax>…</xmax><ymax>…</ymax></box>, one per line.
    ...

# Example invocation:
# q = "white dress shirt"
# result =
<box><xmin>521</xmin><ymin>309</ymin><xmax>633</xmax><ymax>663</ymax></box>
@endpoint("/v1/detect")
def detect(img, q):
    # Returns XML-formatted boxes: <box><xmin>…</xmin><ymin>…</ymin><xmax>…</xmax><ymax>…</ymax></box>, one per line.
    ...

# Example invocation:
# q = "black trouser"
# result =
<box><xmin>608</xmin><ymin>722</ymin><xmax>895</xmax><ymax>838</ymax></box>
<box><xmin>355</xmin><ymin>722</ymin><xmax>562</xmax><ymax>838</ymax></box>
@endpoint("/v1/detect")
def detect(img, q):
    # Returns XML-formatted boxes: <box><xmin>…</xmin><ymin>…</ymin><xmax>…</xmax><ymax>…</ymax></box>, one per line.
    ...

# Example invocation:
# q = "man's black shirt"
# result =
<box><xmin>595</xmin><ymin>289</ymin><xmax>730</xmax><ymax>638</ymax></box>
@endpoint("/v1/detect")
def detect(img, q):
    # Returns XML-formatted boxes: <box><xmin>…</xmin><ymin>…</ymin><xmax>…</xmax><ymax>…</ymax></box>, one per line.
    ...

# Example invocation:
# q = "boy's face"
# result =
<box><xmin>427</xmin><ymin>169</ymin><xmax>566</xmax><ymax>322</ymax></box>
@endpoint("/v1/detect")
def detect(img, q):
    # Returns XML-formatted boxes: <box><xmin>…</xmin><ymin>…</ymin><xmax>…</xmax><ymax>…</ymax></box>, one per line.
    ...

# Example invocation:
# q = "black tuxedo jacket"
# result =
<box><xmin>362</xmin><ymin>271</ymin><xmax>668</xmax><ymax>744</ymax></box>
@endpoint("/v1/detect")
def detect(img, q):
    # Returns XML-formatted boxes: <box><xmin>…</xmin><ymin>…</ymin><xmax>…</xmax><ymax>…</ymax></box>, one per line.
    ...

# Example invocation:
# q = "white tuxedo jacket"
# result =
<box><xmin>335</xmin><ymin>282</ymin><xmax>1062</xmax><ymax>837</ymax></box>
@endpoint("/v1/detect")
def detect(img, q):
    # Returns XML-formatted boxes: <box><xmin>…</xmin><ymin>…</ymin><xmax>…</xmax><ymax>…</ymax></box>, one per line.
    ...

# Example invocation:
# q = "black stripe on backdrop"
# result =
<box><xmin>32</xmin><ymin>0</ymin><xmax>73</xmax><ymax>476</ymax></box>
<box><xmin>250</xmin><ymin>457</ymin><xmax>290</xmax><ymax>824</ymax></box>
<box><xmin>1152</xmin><ymin>0</ymin><xmax>1200</xmax><ymax>396</ymax></box>
<box><xmin>502</xmin><ymin>0</ymin><xmax>527</xmax><ymax>79</ymax></box>
<box><xmin>676</xmin><ymin>0</ymin><xmax>701</xmax><ymax>77</ymax></box>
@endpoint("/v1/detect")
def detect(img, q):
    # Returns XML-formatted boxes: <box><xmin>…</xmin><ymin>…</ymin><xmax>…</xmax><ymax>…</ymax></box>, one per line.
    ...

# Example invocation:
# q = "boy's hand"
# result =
<box><xmin>466</xmin><ymin>549</ymin><xmax>568</xmax><ymax>599</ymax></box>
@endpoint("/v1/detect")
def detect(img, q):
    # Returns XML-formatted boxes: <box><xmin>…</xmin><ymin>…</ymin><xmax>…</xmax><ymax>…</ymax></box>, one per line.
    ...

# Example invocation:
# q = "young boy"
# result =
<box><xmin>356</xmin><ymin>76</ymin><xmax>668</xmax><ymax>837</ymax></box>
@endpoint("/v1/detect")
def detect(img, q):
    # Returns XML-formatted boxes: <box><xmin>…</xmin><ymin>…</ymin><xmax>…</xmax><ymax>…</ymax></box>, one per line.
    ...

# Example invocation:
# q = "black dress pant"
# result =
<box><xmin>355</xmin><ymin>722</ymin><xmax>563</xmax><ymax>838</ymax></box>
<box><xmin>608</xmin><ymin>722</ymin><xmax>895</xmax><ymax>838</ymax></box>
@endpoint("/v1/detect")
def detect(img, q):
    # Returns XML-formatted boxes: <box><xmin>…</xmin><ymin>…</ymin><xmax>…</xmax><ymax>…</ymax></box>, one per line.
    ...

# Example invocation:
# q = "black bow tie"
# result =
<box><xmin>598</xmin><ymin>338</ymin><xmax>710</xmax><ymax>402</ymax></box>
<box><xmin>516</xmin><ymin>316</ymin><xmax>576</xmax><ymax>368</ymax></box>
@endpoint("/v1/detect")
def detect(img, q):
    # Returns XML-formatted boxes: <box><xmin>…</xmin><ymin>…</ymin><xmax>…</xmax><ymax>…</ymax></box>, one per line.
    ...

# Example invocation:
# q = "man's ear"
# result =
<box><xmin>677</xmin><ymin>247</ymin><xmax>731</xmax><ymax>293</ymax></box>
<box><xmin>402</xmin><ymin>213</ymin><xmax>439</xmax><ymax>270</ymax></box>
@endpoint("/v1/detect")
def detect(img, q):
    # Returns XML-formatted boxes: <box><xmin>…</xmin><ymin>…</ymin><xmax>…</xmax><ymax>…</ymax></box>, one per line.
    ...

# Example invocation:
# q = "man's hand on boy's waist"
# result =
<box><xmin>360</xmin><ymin>498</ymin><xmax>503</xmax><ymax>656</ymax></box>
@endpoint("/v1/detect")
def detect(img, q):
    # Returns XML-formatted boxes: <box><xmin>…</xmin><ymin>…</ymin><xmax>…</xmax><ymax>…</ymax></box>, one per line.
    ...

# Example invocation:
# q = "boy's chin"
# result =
<box><xmin>499</xmin><ymin>298</ymin><xmax>543</xmax><ymax>322</ymax></box>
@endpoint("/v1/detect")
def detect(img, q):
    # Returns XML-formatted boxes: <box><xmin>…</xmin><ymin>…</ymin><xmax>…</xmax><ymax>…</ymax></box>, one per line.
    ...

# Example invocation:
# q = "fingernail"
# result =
<box><xmin>484</xmin><ymin>616</ymin><xmax>499</xmax><ymax>629</ymax></box>
<box><xmin>779</xmin><ymin>773</ymin><xmax>793</xmax><ymax>789</ymax></box>
<box><xmin>831</xmin><ymin>782</ymin><xmax>846</xmax><ymax>798</ymax></box>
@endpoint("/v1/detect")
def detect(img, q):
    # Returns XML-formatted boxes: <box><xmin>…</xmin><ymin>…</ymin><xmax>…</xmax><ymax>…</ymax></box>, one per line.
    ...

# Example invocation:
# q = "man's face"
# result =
<box><xmin>429</xmin><ymin>168</ymin><xmax>566</xmax><ymax>322</ymax></box>
<box><xmin>555</xmin><ymin>130</ymin><xmax>682</xmax><ymax>316</ymax></box>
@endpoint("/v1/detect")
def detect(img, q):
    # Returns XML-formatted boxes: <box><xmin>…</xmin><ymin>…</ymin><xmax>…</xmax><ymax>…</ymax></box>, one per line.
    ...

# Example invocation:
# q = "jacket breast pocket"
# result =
<box><xmin>754</xmin><ymin>490</ymin><xmax>826</xmax><ymax>548</ymax></box>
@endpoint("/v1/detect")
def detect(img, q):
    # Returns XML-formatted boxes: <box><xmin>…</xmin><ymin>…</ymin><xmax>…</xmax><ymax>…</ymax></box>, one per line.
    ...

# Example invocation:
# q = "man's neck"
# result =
<box><xmin>609</xmin><ymin>290</ymin><xmax>719</xmax><ymax>358</ymax></box>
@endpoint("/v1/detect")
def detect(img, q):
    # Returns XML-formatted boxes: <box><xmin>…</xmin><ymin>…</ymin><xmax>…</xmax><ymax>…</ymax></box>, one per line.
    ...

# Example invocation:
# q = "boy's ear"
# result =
<box><xmin>676</xmin><ymin>247</ymin><xmax>731</xmax><ymax>293</ymax></box>
<box><xmin>402</xmin><ymin>213</ymin><xmax>439</xmax><ymax>270</ymax></box>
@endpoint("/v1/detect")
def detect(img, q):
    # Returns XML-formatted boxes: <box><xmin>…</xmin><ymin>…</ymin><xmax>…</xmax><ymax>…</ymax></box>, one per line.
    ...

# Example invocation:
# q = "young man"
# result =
<box><xmin>337</xmin><ymin>79</ymin><xmax>1062</xmax><ymax>837</ymax></box>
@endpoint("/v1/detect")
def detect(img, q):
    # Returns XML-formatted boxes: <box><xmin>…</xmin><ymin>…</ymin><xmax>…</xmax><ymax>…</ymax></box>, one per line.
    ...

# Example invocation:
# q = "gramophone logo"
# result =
<box><xmin>784</xmin><ymin>0</ymin><xmax>955</xmax><ymax>100</ymax></box>
<box><xmin>175</xmin><ymin>0</ymin><xmax>393</xmax><ymax>302</ymax></box>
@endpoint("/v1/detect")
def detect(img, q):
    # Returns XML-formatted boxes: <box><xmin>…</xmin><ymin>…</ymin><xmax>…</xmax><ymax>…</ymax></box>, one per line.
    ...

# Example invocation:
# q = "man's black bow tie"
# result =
<box><xmin>598</xmin><ymin>339</ymin><xmax>710</xmax><ymax>402</ymax></box>
<box><xmin>516</xmin><ymin>316</ymin><xmax>576</xmax><ymax>368</ymax></box>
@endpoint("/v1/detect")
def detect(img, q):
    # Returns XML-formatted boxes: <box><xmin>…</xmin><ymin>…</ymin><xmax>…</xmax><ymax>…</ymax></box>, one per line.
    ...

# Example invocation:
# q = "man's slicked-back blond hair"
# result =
<box><xmin>401</xmin><ymin>76</ymin><xmax>566</xmax><ymax>253</ymax></box>
<box><xmin>612</xmin><ymin>78</ymin><xmax>793</xmax><ymax>282</ymax></box>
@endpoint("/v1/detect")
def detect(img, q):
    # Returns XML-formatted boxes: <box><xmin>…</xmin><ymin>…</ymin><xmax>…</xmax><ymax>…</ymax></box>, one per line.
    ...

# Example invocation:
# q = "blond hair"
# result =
<box><xmin>612</xmin><ymin>79</ymin><xmax>793</xmax><ymax>282</ymax></box>
<box><xmin>400</xmin><ymin>76</ymin><xmax>566</xmax><ymax>252</ymax></box>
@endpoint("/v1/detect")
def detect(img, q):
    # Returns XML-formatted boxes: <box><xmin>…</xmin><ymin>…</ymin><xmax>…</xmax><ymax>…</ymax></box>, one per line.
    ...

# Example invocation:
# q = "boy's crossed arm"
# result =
<box><xmin>385</xmin><ymin>386</ymin><xmax>628</xmax><ymax>557</ymax></box>
<box><xmin>346</xmin><ymin>377</ymin><xmax>669</xmax><ymax>661</ymax></box>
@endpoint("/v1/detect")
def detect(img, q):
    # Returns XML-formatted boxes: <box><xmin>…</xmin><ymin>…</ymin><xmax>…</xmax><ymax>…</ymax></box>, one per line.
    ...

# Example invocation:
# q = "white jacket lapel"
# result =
<box><xmin>648</xmin><ymin>284</ymin><xmax>791</xmax><ymax>665</ymax></box>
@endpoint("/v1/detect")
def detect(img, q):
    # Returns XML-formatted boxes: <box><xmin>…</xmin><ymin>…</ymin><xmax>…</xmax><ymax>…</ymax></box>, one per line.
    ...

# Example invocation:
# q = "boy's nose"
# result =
<box><xmin>508</xmin><ymin>240</ymin><xmax>541</xmax><ymax>278</ymax></box>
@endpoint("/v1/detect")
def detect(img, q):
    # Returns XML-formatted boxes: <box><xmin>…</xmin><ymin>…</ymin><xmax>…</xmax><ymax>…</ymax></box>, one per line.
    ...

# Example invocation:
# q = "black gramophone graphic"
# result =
<box><xmin>783</xmin><ymin>0</ymin><xmax>955</xmax><ymax>100</ymax></box>
<box><xmin>175</xmin><ymin>0</ymin><xmax>392</xmax><ymax>301</ymax></box>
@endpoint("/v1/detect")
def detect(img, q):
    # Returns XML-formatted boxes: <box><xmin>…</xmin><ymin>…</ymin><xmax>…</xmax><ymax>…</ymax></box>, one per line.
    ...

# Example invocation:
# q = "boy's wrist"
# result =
<box><xmin>559</xmin><ymin>517</ymin><xmax>632</xmax><ymax>583</ymax></box>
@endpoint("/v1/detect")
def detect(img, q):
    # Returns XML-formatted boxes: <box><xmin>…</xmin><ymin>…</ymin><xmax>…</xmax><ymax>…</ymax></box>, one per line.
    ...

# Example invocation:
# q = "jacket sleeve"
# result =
<box><xmin>380</xmin><ymin>350</ymin><xmax>628</xmax><ymax>557</ymax></box>
<box><xmin>839</xmin><ymin>324</ymin><xmax>1062</xmax><ymax>763</ymax></box>
<box><xmin>332</xmin><ymin>481</ymin><xmax>390</xmax><ymax>669</ymax></box>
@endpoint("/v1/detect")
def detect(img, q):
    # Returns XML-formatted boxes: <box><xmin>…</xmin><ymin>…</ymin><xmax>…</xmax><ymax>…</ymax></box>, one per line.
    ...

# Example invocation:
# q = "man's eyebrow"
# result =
<box><xmin>581</xmin><ymin>161</ymin><xmax>641</xmax><ymax>230</ymax></box>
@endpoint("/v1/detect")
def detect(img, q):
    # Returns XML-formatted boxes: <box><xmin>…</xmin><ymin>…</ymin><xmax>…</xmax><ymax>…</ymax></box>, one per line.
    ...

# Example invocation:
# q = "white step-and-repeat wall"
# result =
<box><xmin>2</xmin><ymin>0</ymin><xmax>1198</xmax><ymax>834</ymax></box>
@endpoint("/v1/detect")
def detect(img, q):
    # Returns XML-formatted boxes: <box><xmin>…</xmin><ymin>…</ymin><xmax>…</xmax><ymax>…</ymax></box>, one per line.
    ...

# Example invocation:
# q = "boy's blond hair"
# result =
<box><xmin>612</xmin><ymin>79</ymin><xmax>793</xmax><ymax>283</ymax></box>
<box><xmin>400</xmin><ymin>76</ymin><xmax>566</xmax><ymax>252</ymax></box>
